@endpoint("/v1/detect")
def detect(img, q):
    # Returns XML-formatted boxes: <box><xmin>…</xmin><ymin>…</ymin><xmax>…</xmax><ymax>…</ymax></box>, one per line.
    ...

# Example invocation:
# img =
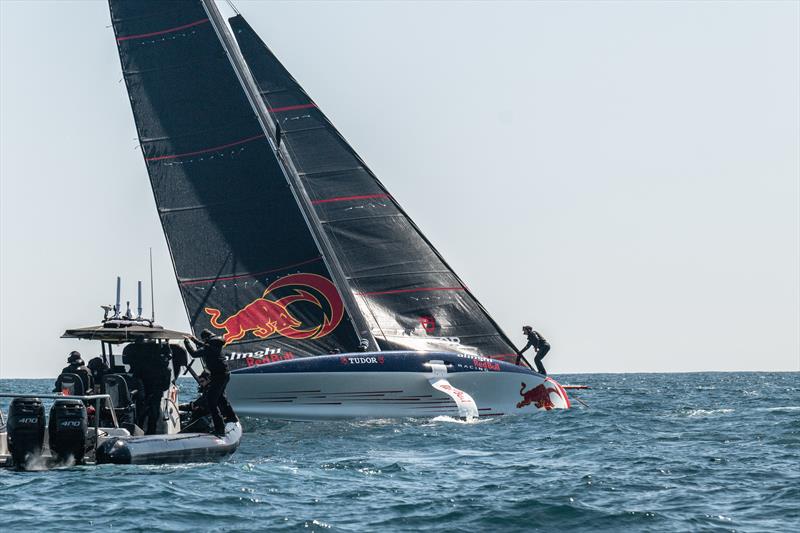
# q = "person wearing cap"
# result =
<box><xmin>516</xmin><ymin>326</ymin><xmax>551</xmax><ymax>375</ymax></box>
<box><xmin>53</xmin><ymin>351</ymin><xmax>92</xmax><ymax>393</ymax></box>
<box><xmin>184</xmin><ymin>329</ymin><xmax>233</xmax><ymax>436</ymax></box>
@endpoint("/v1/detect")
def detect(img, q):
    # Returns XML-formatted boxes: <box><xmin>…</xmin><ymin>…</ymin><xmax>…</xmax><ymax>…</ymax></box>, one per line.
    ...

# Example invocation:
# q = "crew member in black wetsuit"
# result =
<box><xmin>179</xmin><ymin>371</ymin><xmax>237</xmax><ymax>432</ymax></box>
<box><xmin>53</xmin><ymin>351</ymin><xmax>92</xmax><ymax>393</ymax></box>
<box><xmin>516</xmin><ymin>325</ymin><xmax>551</xmax><ymax>375</ymax></box>
<box><xmin>125</xmin><ymin>339</ymin><xmax>171</xmax><ymax>434</ymax></box>
<box><xmin>87</xmin><ymin>357</ymin><xmax>110</xmax><ymax>392</ymax></box>
<box><xmin>184</xmin><ymin>329</ymin><xmax>234</xmax><ymax>436</ymax></box>
<box><xmin>169</xmin><ymin>343</ymin><xmax>189</xmax><ymax>381</ymax></box>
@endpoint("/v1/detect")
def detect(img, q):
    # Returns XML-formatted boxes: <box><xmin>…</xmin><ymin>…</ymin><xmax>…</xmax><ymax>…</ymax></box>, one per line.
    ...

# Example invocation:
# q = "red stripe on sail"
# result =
<box><xmin>312</xmin><ymin>194</ymin><xmax>390</xmax><ymax>205</ymax></box>
<box><xmin>180</xmin><ymin>256</ymin><xmax>323</xmax><ymax>286</ymax></box>
<box><xmin>146</xmin><ymin>134</ymin><xmax>266</xmax><ymax>162</ymax></box>
<box><xmin>356</xmin><ymin>287</ymin><xmax>465</xmax><ymax>297</ymax></box>
<box><xmin>268</xmin><ymin>103</ymin><xmax>317</xmax><ymax>113</ymax></box>
<box><xmin>116</xmin><ymin>18</ymin><xmax>210</xmax><ymax>42</ymax></box>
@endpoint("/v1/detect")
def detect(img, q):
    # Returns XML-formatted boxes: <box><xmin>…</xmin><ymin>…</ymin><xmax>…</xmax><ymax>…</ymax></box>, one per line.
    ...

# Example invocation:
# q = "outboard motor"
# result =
<box><xmin>48</xmin><ymin>399</ymin><xmax>88</xmax><ymax>464</ymax></box>
<box><xmin>7</xmin><ymin>397</ymin><xmax>45</xmax><ymax>467</ymax></box>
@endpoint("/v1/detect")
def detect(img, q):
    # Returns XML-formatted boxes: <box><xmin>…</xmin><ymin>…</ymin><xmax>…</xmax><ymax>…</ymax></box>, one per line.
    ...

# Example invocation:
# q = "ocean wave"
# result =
<box><xmin>678</xmin><ymin>408</ymin><xmax>735</xmax><ymax>417</ymax></box>
<box><xmin>759</xmin><ymin>406</ymin><xmax>800</xmax><ymax>412</ymax></box>
<box><xmin>2</xmin><ymin>373</ymin><xmax>799</xmax><ymax>532</ymax></box>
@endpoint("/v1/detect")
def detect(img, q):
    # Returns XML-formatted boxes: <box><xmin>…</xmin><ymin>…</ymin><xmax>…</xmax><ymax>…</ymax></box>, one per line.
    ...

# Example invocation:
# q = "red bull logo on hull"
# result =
<box><xmin>516</xmin><ymin>382</ymin><xmax>559</xmax><ymax>410</ymax></box>
<box><xmin>204</xmin><ymin>273</ymin><xmax>345</xmax><ymax>345</ymax></box>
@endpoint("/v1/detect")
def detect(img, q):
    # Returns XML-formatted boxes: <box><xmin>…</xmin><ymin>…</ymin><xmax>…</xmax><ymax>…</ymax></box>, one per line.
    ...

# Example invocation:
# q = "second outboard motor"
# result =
<box><xmin>7</xmin><ymin>397</ymin><xmax>45</xmax><ymax>467</ymax></box>
<box><xmin>48</xmin><ymin>399</ymin><xmax>88</xmax><ymax>464</ymax></box>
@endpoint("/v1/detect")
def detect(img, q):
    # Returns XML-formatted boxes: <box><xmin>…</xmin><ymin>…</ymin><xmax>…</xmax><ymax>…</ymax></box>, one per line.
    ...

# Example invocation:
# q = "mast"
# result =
<box><xmin>200</xmin><ymin>0</ymin><xmax>377</xmax><ymax>351</ymax></box>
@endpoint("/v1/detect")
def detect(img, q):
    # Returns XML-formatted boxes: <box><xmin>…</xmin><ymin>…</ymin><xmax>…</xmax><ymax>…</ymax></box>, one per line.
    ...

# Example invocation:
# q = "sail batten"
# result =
<box><xmin>178</xmin><ymin>256</ymin><xmax>324</xmax><ymax>286</ymax></box>
<box><xmin>115</xmin><ymin>17</ymin><xmax>210</xmax><ymax>41</ymax></box>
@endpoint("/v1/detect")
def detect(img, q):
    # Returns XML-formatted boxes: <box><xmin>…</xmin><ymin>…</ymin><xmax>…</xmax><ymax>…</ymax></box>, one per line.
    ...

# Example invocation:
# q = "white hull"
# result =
<box><xmin>227</xmin><ymin>352</ymin><xmax>570</xmax><ymax>420</ymax></box>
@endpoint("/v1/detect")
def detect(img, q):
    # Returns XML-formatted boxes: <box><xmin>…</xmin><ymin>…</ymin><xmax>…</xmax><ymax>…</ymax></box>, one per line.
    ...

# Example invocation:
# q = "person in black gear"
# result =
<box><xmin>169</xmin><ymin>343</ymin><xmax>189</xmax><ymax>381</ymax></box>
<box><xmin>184</xmin><ymin>329</ymin><xmax>233</xmax><ymax>436</ymax></box>
<box><xmin>179</xmin><ymin>371</ymin><xmax>237</xmax><ymax>433</ymax></box>
<box><xmin>178</xmin><ymin>372</ymin><xmax>213</xmax><ymax>433</ymax></box>
<box><xmin>178</xmin><ymin>371</ymin><xmax>210</xmax><ymax>413</ymax></box>
<box><xmin>86</xmin><ymin>357</ymin><xmax>110</xmax><ymax>392</ymax></box>
<box><xmin>125</xmin><ymin>339</ymin><xmax>171</xmax><ymax>434</ymax></box>
<box><xmin>53</xmin><ymin>351</ymin><xmax>92</xmax><ymax>393</ymax></box>
<box><xmin>516</xmin><ymin>325</ymin><xmax>551</xmax><ymax>375</ymax></box>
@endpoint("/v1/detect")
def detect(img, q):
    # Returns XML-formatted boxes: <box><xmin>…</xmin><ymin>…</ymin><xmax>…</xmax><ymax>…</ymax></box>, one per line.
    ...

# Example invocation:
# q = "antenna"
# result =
<box><xmin>137</xmin><ymin>281</ymin><xmax>143</xmax><ymax>319</ymax></box>
<box><xmin>149</xmin><ymin>248</ymin><xmax>155</xmax><ymax>322</ymax></box>
<box><xmin>115</xmin><ymin>276</ymin><xmax>121</xmax><ymax>318</ymax></box>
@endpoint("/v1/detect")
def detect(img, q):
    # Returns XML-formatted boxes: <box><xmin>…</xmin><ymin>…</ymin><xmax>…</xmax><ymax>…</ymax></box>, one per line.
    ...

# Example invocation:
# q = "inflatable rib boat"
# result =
<box><xmin>96</xmin><ymin>421</ymin><xmax>242</xmax><ymax>465</ymax></box>
<box><xmin>0</xmin><ymin>317</ymin><xmax>241</xmax><ymax>471</ymax></box>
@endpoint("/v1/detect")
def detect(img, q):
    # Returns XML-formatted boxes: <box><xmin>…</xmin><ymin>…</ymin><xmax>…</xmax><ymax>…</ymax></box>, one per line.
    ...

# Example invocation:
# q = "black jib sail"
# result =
<box><xmin>110</xmin><ymin>0</ymin><xmax>520</xmax><ymax>363</ymax></box>
<box><xmin>228</xmin><ymin>15</ymin><xmax>520</xmax><ymax>361</ymax></box>
<box><xmin>109</xmin><ymin>0</ymin><xmax>362</xmax><ymax>364</ymax></box>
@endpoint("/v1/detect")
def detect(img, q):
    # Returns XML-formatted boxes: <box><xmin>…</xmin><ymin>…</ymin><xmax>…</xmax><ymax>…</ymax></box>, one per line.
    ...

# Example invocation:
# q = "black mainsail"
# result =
<box><xmin>110</xmin><ymin>0</ymin><xmax>520</xmax><ymax>364</ymax></box>
<box><xmin>109</xmin><ymin>0</ymin><xmax>361</xmax><ymax>362</ymax></box>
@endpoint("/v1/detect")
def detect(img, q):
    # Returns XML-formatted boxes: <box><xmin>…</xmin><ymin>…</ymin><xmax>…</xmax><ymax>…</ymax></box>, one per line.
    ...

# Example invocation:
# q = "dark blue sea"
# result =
<box><xmin>1</xmin><ymin>373</ymin><xmax>798</xmax><ymax>532</ymax></box>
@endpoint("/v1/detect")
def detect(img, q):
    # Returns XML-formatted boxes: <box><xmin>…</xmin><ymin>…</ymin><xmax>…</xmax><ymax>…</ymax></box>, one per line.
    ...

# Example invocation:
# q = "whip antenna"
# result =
<box><xmin>115</xmin><ymin>276</ymin><xmax>121</xmax><ymax>318</ymax></box>
<box><xmin>137</xmin><ymin>280</ymin><xmax>143</xmax><ymax>319</ymax></box>
<box><xmin>150</xmin><ymin>248</ymin><xmax>155</xmax><ymax>322</ymax></box>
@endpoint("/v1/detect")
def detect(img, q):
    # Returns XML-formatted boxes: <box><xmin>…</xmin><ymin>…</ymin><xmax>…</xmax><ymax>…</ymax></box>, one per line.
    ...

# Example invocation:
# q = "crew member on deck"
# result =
<box><xmin>126</xmin><ymin>339</ymin><xmax>171</xmax><ymax>434</ymax></box>
<box><xmin>179</xmin><ymin>371</ymin><xmax>237</xmax><ymax>432</ymax></box>
<box><xmin>184</xmin><ymin>329</ymin><xmax>233</xmax><ymax>436</ymax></box>
<box><xmin>169</xmin><ymin>343</ymin><xmax>189</xmax><ymax>382</ymax></box>
<box><xmin>516</xmin><ymin>326</ymin><xmax>551</xmax><ymax>375</ymax></box>
<box><xmin>53</xmin><ymin>351</ymin><xmax>92</xmax><ymax>393</ymax></box>
<box><xmin>87</xmin><ymin>357</ymin><xmax>110</xmax><ymax>392</ymax></box>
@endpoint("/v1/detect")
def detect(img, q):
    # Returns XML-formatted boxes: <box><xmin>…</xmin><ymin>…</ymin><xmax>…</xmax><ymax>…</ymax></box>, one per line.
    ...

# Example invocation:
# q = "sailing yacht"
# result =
<box><xmin>108</xmin><ymin>0</ymin><xmax>569</xmax><ymax>419</ymax></box>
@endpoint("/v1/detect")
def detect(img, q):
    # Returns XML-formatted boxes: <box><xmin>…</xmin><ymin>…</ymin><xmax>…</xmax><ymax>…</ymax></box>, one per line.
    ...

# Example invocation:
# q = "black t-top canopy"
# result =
<box><xmin>62</xmin><ymin>321</ymin><xmax>190</xmax><ymax>344</ymax></box>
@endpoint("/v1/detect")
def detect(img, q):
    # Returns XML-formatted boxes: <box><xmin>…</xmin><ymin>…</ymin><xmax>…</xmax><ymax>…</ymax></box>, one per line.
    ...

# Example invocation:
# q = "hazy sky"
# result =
<box><xmin>1</xmin><ymin>0</ymin><xmax>798</xmax><ymax>377</ymax></box>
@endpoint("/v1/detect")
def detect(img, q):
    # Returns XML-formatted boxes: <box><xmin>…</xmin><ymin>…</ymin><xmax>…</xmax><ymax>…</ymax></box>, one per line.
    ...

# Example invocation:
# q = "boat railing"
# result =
<box><xmin>0</xmin><ymin>393</ymin><xmax>120</xmax><ymax>450</ymax></box>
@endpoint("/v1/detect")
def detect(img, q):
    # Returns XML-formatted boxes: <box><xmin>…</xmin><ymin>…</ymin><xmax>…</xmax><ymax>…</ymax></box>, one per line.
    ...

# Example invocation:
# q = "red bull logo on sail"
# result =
<box><xmin>204</xmin><ymin>273</ymin><xmax>345</xmax><ymax>345</ymax></box>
